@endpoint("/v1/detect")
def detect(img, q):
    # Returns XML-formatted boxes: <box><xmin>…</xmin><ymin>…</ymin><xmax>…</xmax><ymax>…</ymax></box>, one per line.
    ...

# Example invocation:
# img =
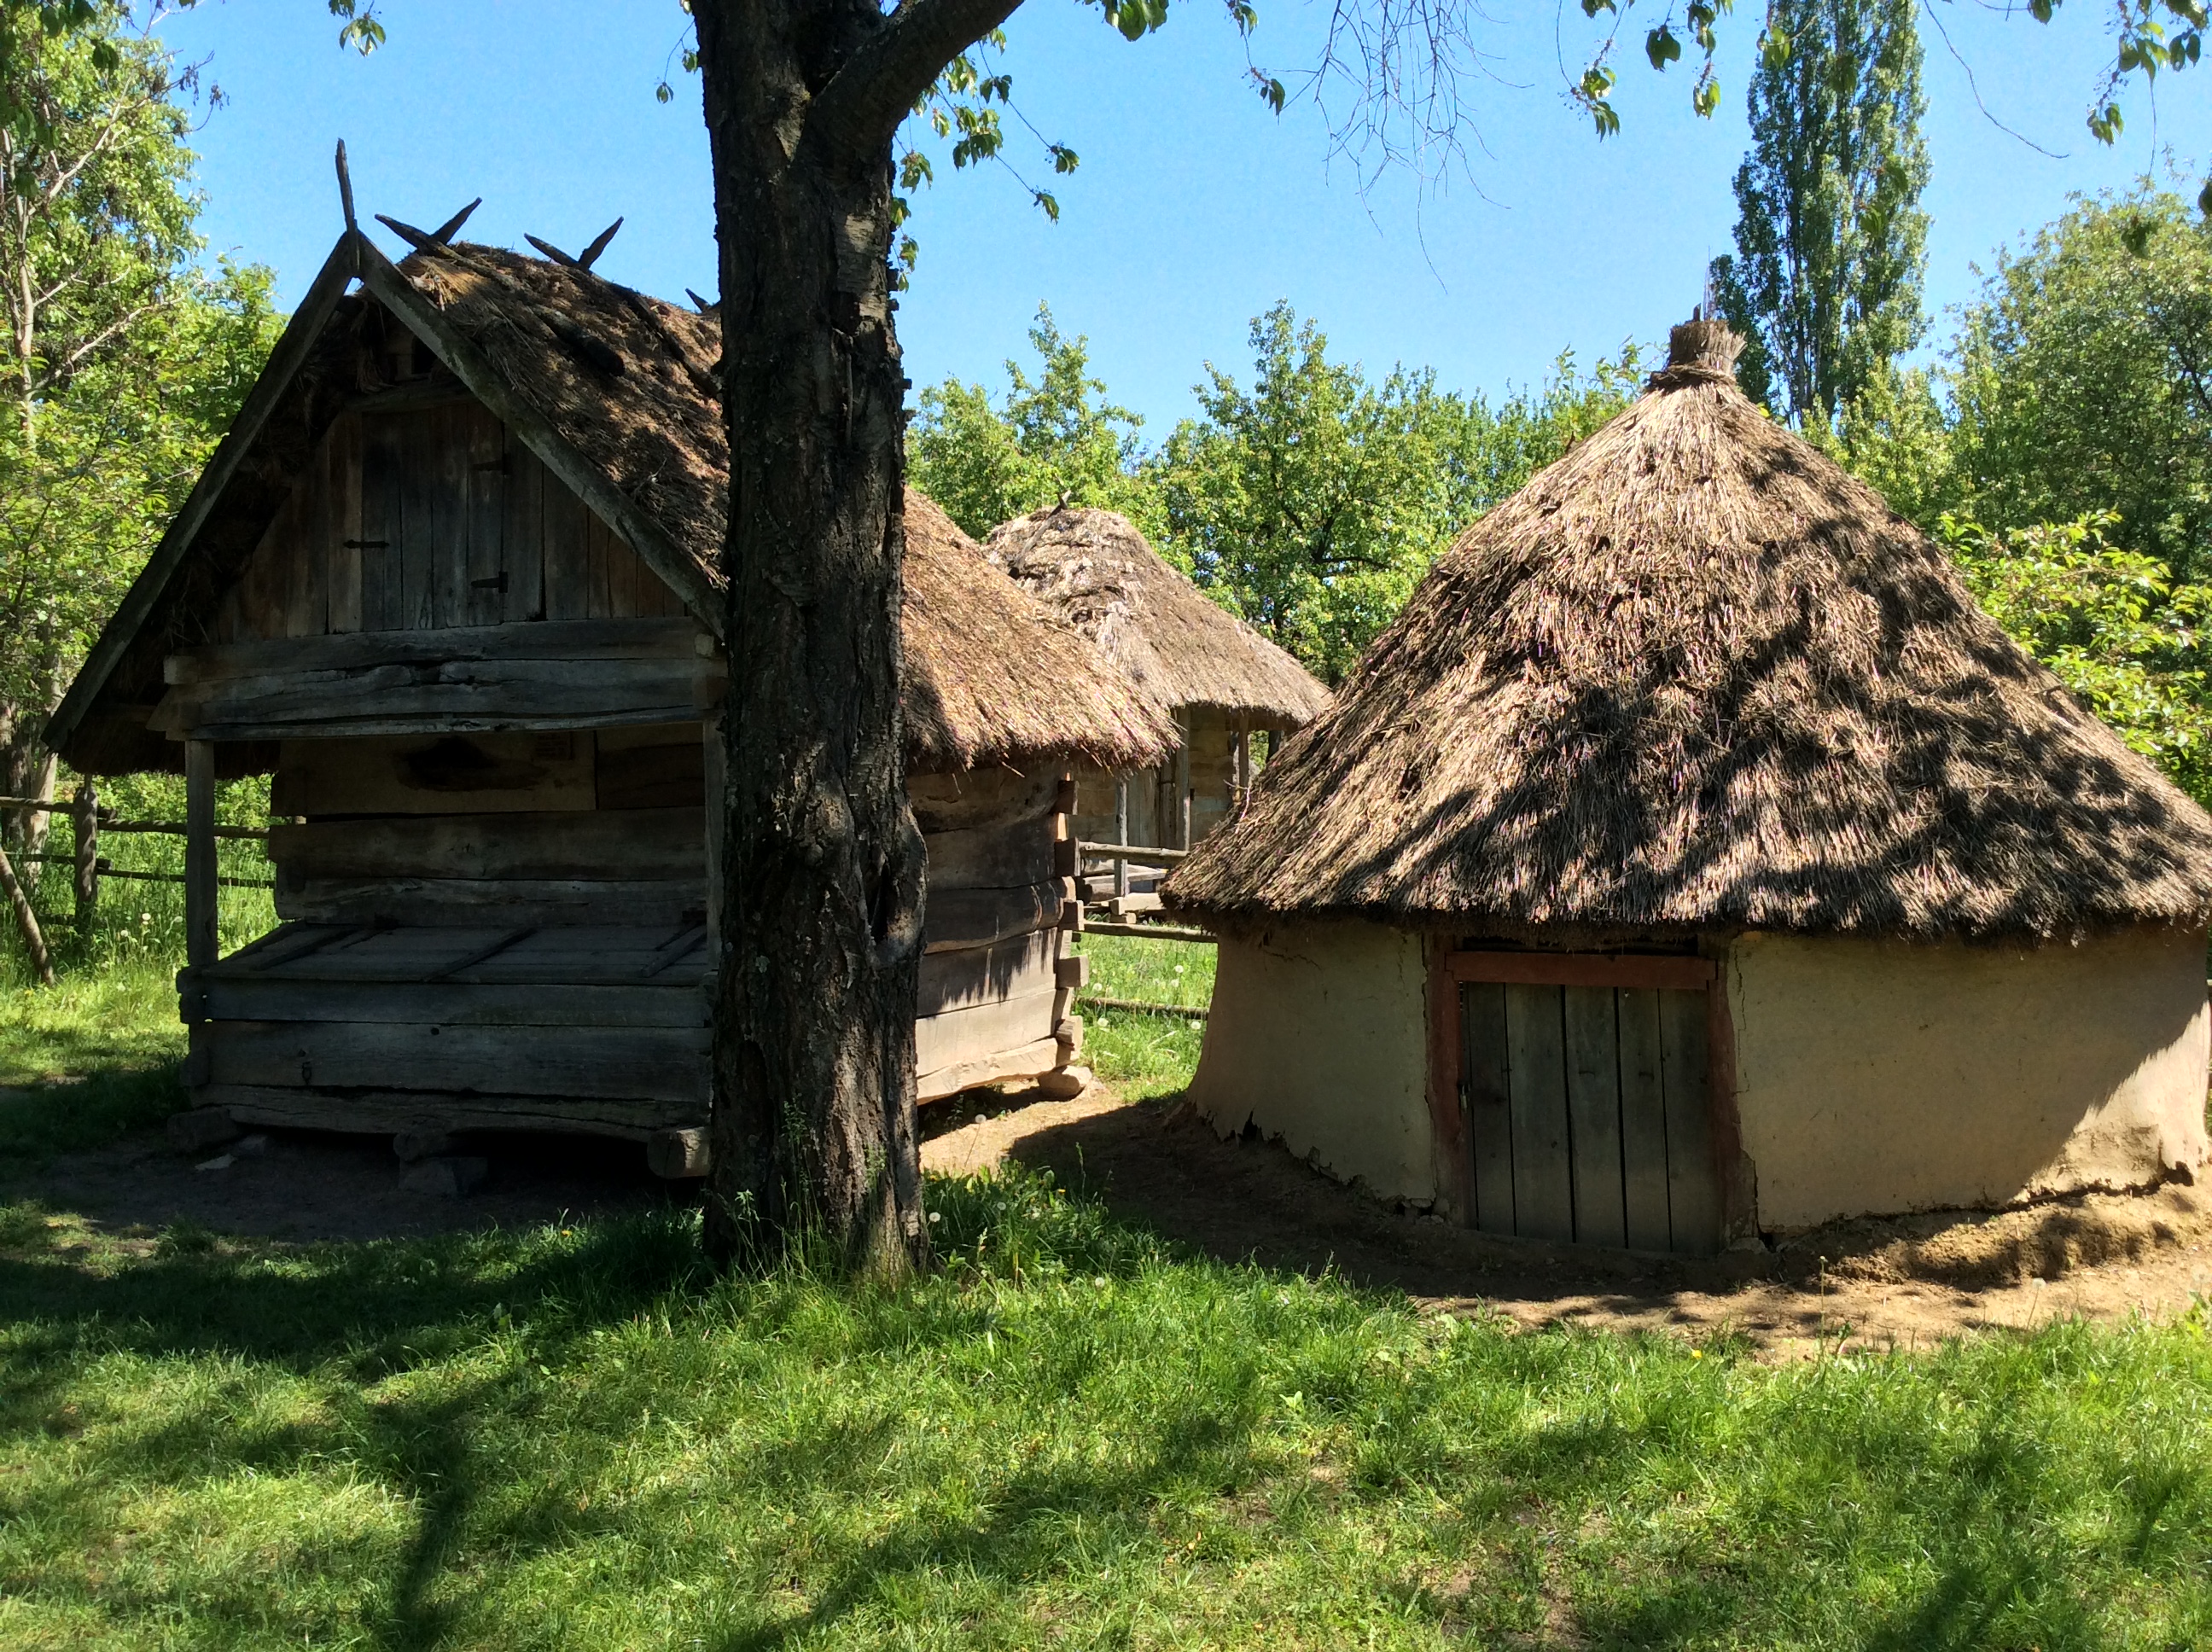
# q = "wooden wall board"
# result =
<box><xmin>359</xmin><ymin>411</ymin><xmax>405</xmax><ymax>631</ymax></box>
<box><xmin>598</xmin><ymin>729</ymin><xmax>705</xmax><ymax>811</ymax></box>
<box><xmin>1616</xmin><ymin>987</ymin><xmax>1674</xmax><ymax>1252</ymax></box>
<box><xmin>272</xmin><ymin>732</ymin><xmax>597</xmax><ymax>816</ymax></box>
<box><xmin>503</xmin><ymin>431</ymin><xmax>546</xmax><ymax>622</ymax></box>
<box><xmin>908</xmin><ymin>766</ymin><xmax>1059</xmax><ymax>834</ymax></box>
<box><xmin>914</xmin><ymin>986</ymin><xmax>1058</xmax><ymax>1079</ymax></box>
<box><xmin>326</xmin><ymin>415</ymin><xmax>364</xmax><ymax>634</ymax></box>
<box><xmin>544</xmin><ymin>477</ymin><xmax>592</xmax><ymax>622</ymax></box>
<box><xmin>196</xmin><ymin>1017</ymin><xmax>710</xmax><ymax>1102</ymax></box>
<box><xmin>923</xmin><ymin>817</ymin><xmax>1053</xmax><ymax>892</ymax></box>
<box><xmin>198</xmin><ymin>976</ymin><xmax>708</xmax><ymax>1028</ymax></box>
<box><xmin>203</xmin><ymin>1083</ymin><xmax>700</xmax><ymax>1139</ymax></box>
<box><xmin>167</xmin><ymin>617</ymin><xmax>706</xmax><ymax>681</ymax></box>
<box><xmin>917</xmin><ymin>930</ymin><xmax>1055</xmax><ymax>1017</ymax></box>
<box><xmin>1563</xmin><ymin>985</ymin><xmax>1627</xmax><ymax>1249</ymax></box>
<box><xmin>267</xmin><ymin>806</ymin><xmax>703</xmax><ymax>882</ymax></box>
<box><xmin>921</xmin><ymin>879</ymin><xmax>1061</xmax><ymax>954</ymax></box>
<box><xmin>274</xmin><ymin>874</ymin><xmax>704</xmax><ymax>928</ymax></box>
<box><xmin>1502</xmin><ymin>982</ymin><xmax>1575</xmax><ymax>1243</ymax></box>
<box><xmin>917</xmin><ymin>1034</ymin><xmax>1062</xmax><ymax>1102</ymax></box>
<box><xmin>465</xmin><ymin>408</ymin><xmax>506</xmax><ymax>628</ymax></box>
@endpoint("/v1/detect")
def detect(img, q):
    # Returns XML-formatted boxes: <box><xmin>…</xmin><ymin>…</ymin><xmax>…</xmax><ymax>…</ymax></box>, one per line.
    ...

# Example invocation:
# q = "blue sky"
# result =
<box><xmin>160</xmin><ymin>0</ymin><xmax>2210</xmax><ymax>433</ymax></box>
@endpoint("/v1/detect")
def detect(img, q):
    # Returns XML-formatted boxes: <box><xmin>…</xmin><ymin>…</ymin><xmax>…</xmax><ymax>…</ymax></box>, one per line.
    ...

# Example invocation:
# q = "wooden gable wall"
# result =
<box><xmin>212</xmin><ymin>398</ymin><xmax>687</xmax><ymax>645</ymax></box>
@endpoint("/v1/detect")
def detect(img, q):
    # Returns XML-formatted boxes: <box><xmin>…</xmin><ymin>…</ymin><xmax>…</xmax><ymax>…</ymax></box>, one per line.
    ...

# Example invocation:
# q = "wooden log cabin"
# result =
<box><xmin>984</xmin><ymin>508</ymin><xmax>1329</xmax><ymax>903</ymax></box>
<box><xmin>48</xmin><ymin>221</ymin><xmax>1172</xmax><ymax>1174</ymax></box>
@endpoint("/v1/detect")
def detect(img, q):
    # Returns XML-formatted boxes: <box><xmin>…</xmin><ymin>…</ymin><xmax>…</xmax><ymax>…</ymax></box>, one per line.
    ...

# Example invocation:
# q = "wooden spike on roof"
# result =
<box><xmin>578</xmin><ymin>217</ymin><xmax>624</xmax><ymax>270</ymax></box>
<box><xmin>430</xmin><ymin>197</ymin><xmax>483</xmax><ymax>243</ymax></box>
<box><xmin>525</xmin><ymin>233</ymin><xmax>579</xmax><ymax>268</ymax></box>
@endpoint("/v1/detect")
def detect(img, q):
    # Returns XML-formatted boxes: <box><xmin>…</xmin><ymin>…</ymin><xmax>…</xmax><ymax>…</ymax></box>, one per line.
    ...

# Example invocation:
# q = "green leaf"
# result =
<box><xmin>1646</xmin><ymin>26</ymin><xmax>1683</xmax><ymax>70</ymax></box>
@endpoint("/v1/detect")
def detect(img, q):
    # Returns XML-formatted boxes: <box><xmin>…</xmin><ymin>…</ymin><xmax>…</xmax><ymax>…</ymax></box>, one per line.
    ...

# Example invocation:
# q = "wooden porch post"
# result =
<box><xmin>184</xmin><ymin>740</ymin><xmax>218</xmax><ymax>970</ymax></box>
<box><xmin>1174</xmin><ymin>710</ymin><xmax>1192</xmax><ymax>850</ymax></box>
<box><xmin>72</xmin><ymin>779</ymin><xmax>98</xmax><ymax>939</ymax></box>
<box><xmin>1112</xmin><ymin>776</ymin><xmax>1129</xmax><ymax>902</ymax></box>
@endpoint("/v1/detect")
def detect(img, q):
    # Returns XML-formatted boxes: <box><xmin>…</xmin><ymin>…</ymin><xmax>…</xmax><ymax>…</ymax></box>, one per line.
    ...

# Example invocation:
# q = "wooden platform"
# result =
<box><xmin>183</xmin><ymin>920</ymin><xmax>713</xmax><ymax>1151</ymax></box>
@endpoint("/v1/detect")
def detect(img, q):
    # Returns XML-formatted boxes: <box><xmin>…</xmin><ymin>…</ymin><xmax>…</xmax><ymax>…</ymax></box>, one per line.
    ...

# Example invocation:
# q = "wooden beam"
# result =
<box><xmin>274</xmin><ymin>873</ymin><xmax>705</xmax><ymax>928</ymax></box>
<box><xmin>154</xmin><ymin>655</ymin><xmax>725</xmax><ymax>741</ymax></box>
<box><xmin>162</xmin><ymin>618</ymin><xmax>707</xmax><ymax>684</ymax></box>
<box><xmin>0</xmin><ymin>841</ymin><xmax>53</xmax><ymax>986</ymax></box>
<box><xmin>1078</xmin><ymin>921</ymin><xmax>1214</xmax><ymax>943</ymax></box>
<box><xmin>1078</xmin><ymin>841</ymin><xmax>1190</xmax><ymax>866</ymax></box>
<box><xmin>1440</xmin><ymin>951</ymin><xmax>1715</xmax><ymax>992</ymax></box>
<box><xmin>265</xmin><ymin>807</ymin><xmax>704</xmax><ymax>882</ymax></box>
<box><xmin>195</xmin><ymin>974</ymin><xmax>708</xmax><ymax>1028</ymax></box>
<box><xmin>184</xmin><ymin>740</ymin><xmax>218</xmax><ymax>970</ymax></box>
<box><xmin>204</xmin><ymin>1083</ymin><xmax>698</xmax><ymax>1140</ymax></box>
<box><xmin>46</xmin><ymin>231</ymin><xmax>365</xmax><ymax>757</ymax></box>
<box><xmin>916</xmin><ymin>1034</ymin><xmax>1062</xmax><ymax>1103</ymax></box>
<box><xmin>197</xmin><ymin>1017</ymin><xmax>711</xmax><ymax>1102</ymax></box>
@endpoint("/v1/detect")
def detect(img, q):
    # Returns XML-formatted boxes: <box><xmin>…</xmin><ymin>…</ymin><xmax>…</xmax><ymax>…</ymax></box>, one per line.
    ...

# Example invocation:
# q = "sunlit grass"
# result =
<box><xmin>1073</xmin><ymin>933</ymin><xmax>1214</xmax><ymax>1098</ymax></box>
<box><xmin>0</xmin><ymin>1154</ymin><xmax>2208</xmax><ymax>1649</ymax></box>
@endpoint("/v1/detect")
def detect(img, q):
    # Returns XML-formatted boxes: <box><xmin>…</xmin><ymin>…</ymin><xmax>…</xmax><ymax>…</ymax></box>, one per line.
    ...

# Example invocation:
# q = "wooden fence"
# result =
<box><xmin>0</xmin><ymin>789</ymin><xmax>272</xmax><ymax>985</ymax></box>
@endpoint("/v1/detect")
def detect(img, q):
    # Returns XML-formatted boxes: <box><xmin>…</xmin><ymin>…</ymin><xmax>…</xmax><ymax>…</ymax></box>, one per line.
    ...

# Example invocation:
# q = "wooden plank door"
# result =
<box><xmin>1450</xmin><ymin>956</ymin><xmax>1722</xmax><ymax>1255</ymax></box>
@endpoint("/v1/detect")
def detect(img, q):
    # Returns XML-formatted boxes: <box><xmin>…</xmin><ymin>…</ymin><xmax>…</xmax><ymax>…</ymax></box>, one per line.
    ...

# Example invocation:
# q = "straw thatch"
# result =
<box><xmin>51</xmin><ymin>232</ymin><xmax>1172</xmax><ymax>777</ymax></box>
<box><xmin>1167</xmin><ymin>322</ymin><xmax>2212</xmax><ymax>941</ymax></box>
<box><xmin>986</xmin><ymin>507</ymin><xmax>1330</xmax><ymax>726</ymax></box>
<box><xmin>901</xmin><ymin>491</ymin><xmax>1175</xmax><ymax>770</ymax></box>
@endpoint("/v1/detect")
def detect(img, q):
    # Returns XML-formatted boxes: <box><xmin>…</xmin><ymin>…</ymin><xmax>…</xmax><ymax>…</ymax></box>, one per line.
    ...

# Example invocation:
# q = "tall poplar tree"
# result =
<box><xmin>1708</xmin><ymin>0</ymin><xmax>1930</xmax><ymax>425</ymax></box>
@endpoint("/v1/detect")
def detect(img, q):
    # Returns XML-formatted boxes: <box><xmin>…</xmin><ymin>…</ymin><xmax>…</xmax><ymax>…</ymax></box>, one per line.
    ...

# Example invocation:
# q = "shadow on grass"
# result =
<box><xmin>0</xmin><ymin>1060</ymin><xmax>183</xmax><ymax>1160</ymax></box>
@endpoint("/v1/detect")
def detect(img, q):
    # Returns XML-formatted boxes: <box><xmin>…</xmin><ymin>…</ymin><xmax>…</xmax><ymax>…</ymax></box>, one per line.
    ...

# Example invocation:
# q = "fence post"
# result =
<box><xmin>72</xmin><ymin>780</ymin><xmax>97</xmax><ymax>939</ymax></box>
<box><xmin>185</xmin><ymin>742</ymin><xmax>218</xmax><ymax>970</ymax></box>
<box><xmin>0</xmin><ymin>837</ymin><xmax>52</xmax><ymax>986</ymax></box>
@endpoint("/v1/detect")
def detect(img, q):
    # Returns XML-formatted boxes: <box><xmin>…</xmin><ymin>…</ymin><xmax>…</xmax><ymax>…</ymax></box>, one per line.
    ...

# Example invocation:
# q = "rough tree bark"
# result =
<box><xmin>690</xmin><ymin>0</ymin><xmax>1020</xmax><ymax>1274</ymax></box>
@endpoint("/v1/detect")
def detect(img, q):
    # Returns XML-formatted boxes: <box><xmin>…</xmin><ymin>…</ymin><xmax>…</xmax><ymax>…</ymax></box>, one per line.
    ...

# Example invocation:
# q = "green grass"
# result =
<box><xmin>0</xmin><ymin>957</ymin><xmax>185</xmax><ymax>1158</ymax></box>
<box><xmin>2</xmin><ymin>1159</ymin><xmax>2210</xmax><ymax>1649</ymax></box>
<box><xmin>1074</xmin><ymin>933</ymin><xmax>1214</xmax><ymax>1098</ymax></box>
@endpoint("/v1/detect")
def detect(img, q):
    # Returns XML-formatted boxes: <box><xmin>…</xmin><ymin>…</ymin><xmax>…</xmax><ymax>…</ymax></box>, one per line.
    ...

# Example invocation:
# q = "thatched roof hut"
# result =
<box><xmin>987</xmin><ymin>507</ymin><xmax>1329</xmax><ymax>726</ymax></box>
<box><xmin>49</xmin><ymin>220</ymin><xmax>1173</xmax><ymax>1169</ymax></box>
<box><xmin>1166</xmin><ymin>319</ymin><xmax>2212</xmax><ymax>1250</ymax></box>
<box><xmin>984</xmin><ymin>506</ymin><xmax>1327</xmax><ymax>891</ymax></box>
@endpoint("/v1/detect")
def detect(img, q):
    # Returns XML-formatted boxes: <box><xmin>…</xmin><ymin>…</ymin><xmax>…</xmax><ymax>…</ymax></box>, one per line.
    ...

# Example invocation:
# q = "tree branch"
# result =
<box><xmin>806</xmin><ymin>0</ymin><xmax>1025</xmax><ymax>172</ymax></box>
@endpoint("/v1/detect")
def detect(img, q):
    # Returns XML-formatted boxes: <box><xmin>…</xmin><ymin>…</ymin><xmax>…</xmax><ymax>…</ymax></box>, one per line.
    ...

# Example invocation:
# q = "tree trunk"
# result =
<box><xmin>692</xmin><ymin>0</ymin><xmax>934</xmax><ymax>1277</ymax></box>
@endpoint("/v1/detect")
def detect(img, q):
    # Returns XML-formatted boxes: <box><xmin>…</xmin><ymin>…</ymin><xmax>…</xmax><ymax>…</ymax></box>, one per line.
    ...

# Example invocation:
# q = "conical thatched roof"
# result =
<box><xmin>1167</xmin><ymin>320</ymin><xmax>2212</xmax><ymax>942</ymax></box>
<box><xmin>986</xmin><ymin>507</ymin><xmax>1330</xmax><ymax>727</ymax></box>
<box><xmin>902</xmin><ymin>491</ymin><xmax>1175</xmax><ymax>770</ymax></box>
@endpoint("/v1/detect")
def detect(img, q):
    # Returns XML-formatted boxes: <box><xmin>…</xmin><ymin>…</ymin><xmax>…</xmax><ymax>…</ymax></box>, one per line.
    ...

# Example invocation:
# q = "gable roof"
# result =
<box><xmin>985</xmin><ymin>507</ymin><xmax>1330</xmax><ymax>727</ymax></box>
<box><xmin>1166</xmin><ymin>321</ymin><xmax>2212</xmax><ymax>942</ymax></box>
<box><xmin>52</xmin><ymin>228</ymin><xmax>1171</xmax><ymax>776</ymax></box>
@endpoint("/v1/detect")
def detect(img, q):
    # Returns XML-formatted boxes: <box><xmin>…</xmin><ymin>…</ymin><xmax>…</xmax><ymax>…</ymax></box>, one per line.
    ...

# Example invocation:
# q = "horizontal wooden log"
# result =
<box><xmin>1078</xmin><ymin>841</ymin><xmax>1190</xmax><ymax>865</ymax></box>
<box><xmin>195</xmin><ymin>1018</ymin><xmax>711</xmax><ymax>1102</ymax></box>
<box><xmin>916</xmin><ymin>930</ymin><xmax>1056</xmax><ymax>1017</ymax></box>
<box><xmin>275</xmin><ymin>874</ymin><xmax>703</xmax><ymax>928</ymax></box>
<box><xmin>154</xmin><ymin>656</ymin><xmax>725</xmax><ymax>739</ymax></box>
<box><xmin>266</xmin><ymin>807</ymin><xmax>703</xmax><ymax>881</ymax></box>
<box><xmin>917</xmin><ymin>1034</ymin><xmax>1062</xmax><ymax>1103</ymax></box>
<box><xmin>274</xmin><ymin>733</ymin><xmax>597</xmax><ymax>816</ymax></box>
<box><xmin>190</xmin><ymin>975</ymin><xmax>709</xmax><ymax>1028</ymax></box>
<box><xmin>1081</xmin><ymin>994</ymin><xmax>1208</xmax><ymax>1020</ymax></box>
<box><xmin>906</xmin><ymin>766</ymin><xmax>1058</xmax><ymax>833</ymax></box>
<box><xmin>915</xmin><ymin>986</ymin><xmax>1057</xmax><ymax>1079</ymax></box>
<box><xmin>1440</xmin><ymin>951</ymin><xmax>1715</xmax><ymax>992</ymax></box>
<box><xmin>1079</xmin><ymin>922</ymin><xmax>1215</xmax><ymax>943</ymax></box>
<box><xmin>923</xmin><ymin>818</ymin><xmax>1054</xmax><ymax>893</ymax></box>
<box><xmin>921</xmin><ymin>879</ymin><xmax>1060</xmax><ymax>955</ymax></box>
<box><xmin>165</xmin><ymin>618</ymin><xmax>709</xmax><ymax>684</ymax></box>
<box><xmin>201</xmin><ymin>1083</ymin><xmax>701</xmax><ymax>1139</ymax></box>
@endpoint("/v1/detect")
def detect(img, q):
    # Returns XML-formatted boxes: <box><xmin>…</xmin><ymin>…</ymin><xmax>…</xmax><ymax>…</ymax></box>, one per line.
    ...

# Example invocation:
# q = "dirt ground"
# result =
<box><xmin>922</xmin><ymin>1083</ymin><xmax>2212</xmax><ymax>1360</ymax></box>
<box><xmin>9</xmin><ymin>1082</ymin><xmax>2209</xmax><ymax>1358</ymax></box>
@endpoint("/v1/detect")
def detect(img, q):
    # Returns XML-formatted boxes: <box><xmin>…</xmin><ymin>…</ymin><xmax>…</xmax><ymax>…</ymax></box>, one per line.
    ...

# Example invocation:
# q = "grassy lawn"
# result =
<box><xmin>1074</xmin><ymin>932</ymin><xmax>1214</xmax><ymax>1099</ymax></box>
<box><xmin>2</xmin><ymin>1160</ymin><xmax>2210</xmax><ymax>1649</ymax></box>
<box><xmin>5</xmin><ymin>935</ymin><xmax>2211</xmax><ymax>1645</ymax></box>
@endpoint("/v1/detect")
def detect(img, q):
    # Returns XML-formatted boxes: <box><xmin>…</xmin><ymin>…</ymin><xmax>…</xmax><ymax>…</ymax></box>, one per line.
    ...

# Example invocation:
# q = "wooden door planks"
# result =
<box><xmin>1459</xmin><ymin>980</ymin><xmax>1516</xmax><ymax>1237</ymax></box>
<box><xmin>1659</xmin><ymin>987</ymin><xmax>1721</xmax><ymax>1254</ymax></box>
<box><xmin>464</xmin><ymin>406</ymin><xmax>507</xmax><ymax>628</ymax></box>
<box><xmin>1502</xmin><ymin>983</ymin><xmax>1575</xmax><ymax>1243</ymax></box>
<box><xmin>1616</xmin><ymin>987</ymin><xmax>1674</xmax><ymax>1252</ymax></box>
<box><xmin>1563</xmin><ymin>985</ymin><xmax>1627</xmax><ymax>1249</ymax></box>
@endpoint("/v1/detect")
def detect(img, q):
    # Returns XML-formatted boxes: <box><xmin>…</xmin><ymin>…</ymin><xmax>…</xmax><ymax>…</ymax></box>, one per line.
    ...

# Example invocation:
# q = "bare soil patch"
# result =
<box><xmin>923</xmin><ymin>1082</ymin><xmax>2212</xmax><ymax>1358</ymax></box>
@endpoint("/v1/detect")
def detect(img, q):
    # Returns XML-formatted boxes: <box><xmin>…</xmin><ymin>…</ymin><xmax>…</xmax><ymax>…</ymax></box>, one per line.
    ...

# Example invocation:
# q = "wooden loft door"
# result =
<box><xmin>1429</xmin><ymin>950</ymin><xmax>1729</xmax><ymax>1256</ymax></box>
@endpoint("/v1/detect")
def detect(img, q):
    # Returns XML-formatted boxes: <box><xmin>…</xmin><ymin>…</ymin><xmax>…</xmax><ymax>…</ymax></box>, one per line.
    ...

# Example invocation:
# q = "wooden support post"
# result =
<box><xmin>0</xmin><ymin>840</ymin><xmax>52</xmax><ymax>986</ymax></box>
<box><xmin>184</xmin><ymin>740</ymin><xmax>218</xmax><ymax>970</ymax></box>
<box><xmin>1174</xmin><ymin>710</ymin><xmax>1192</xmax><ymax>850</ymax></box>
<box><xmin>701</xmin><ymin>713</ymin><xmax>725</xmax><ymax>945</ymax></box>
<box><xmin>1112</xmin><ymin>775</ymin><xmax>1129</xmax><ymax>902</ymax></box>
<box><xmin>72</xmin><ymin>780</ymin><xmax>98</xmax><ymax>939</ymax></box>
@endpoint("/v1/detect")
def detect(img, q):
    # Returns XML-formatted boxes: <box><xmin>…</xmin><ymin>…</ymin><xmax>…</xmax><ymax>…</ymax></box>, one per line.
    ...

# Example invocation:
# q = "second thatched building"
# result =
<box><xmin>1167</xmin><ymin>319</ymin><xmax>2212</xmax><ymax>1252</ymax></box>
